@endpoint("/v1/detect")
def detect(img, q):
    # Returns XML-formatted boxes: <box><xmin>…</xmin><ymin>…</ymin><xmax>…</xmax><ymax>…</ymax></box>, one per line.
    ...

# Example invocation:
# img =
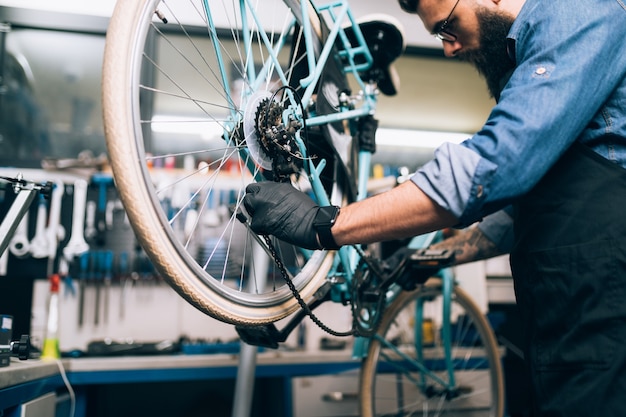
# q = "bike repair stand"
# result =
<box><xmin>232</xmin><ymin>342</ymin><xmax>258</xmax><ymax>417</ymax></box>
<box><xmin>231</xmin><ymin>241</ymin><xmax>270</xmax><ymax>417</ymax></box>
<box><xmin>0</xmin><ymin>174</ymin><xmax>51</xmax><ymax>254</ymax></box>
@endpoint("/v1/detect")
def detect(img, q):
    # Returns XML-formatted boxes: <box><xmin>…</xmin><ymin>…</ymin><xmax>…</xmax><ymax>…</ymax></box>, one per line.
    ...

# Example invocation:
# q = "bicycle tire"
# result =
<box><xmin>360</xmin><ymin>278</ymin><xmax>505</xmax><ymax>417</ymax></box>
<box><xmin>102</xmin><ymin>0</ymin><xmax>352</xmax><ymax>325</ymax></box>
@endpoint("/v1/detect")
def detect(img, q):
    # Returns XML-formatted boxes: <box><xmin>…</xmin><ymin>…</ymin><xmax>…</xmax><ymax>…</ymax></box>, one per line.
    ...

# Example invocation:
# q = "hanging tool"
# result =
<box><xmin>0</xmin><ymin>247</ymin><xmax>7</xmax><ymax>277</ymax></box>
<box><xmin>92</xmin><ymin>251</ymin><xmax>101</xmax><ymax>326</ymax></box>
<box><xmin>59</xmin><ymin>257</ymin><xmax>75</xmax><ymax>298</ymax></box>
<box><xmin>170</xmin><ymin>178</ymin><xmax>189</xmax><ymax>234</ymax></box>
<box><xmin>118</xmin><ymin>251</ymin><xmax>130</xmax><ymax>320</ymax></box>
<box><xmin>184</xmin><ymin>197</ymin><xmax>199</xmax><ymax>241</ymax></box>
<box><xmin>105</xmin><ymin>199</ymin><xmax>125</xmax><ymax>229</ymax></box>
<box><xmin>29</xmin><ymin>195</ymin><xmax>49</xmax><ymax>259</ymax></box>
<box><xmin>0</xmin><ymin>175</ymin><xmax>50</xmax><ymax>275</ymax></box>
<box><xmin>45</xmin><ymin>182</ymin><xmax>65</xmax><ymax>268</ymax></box>
<box><xmin>0</xmin><ymin>187</ymin><xmax>5</xmax><ymax>277</ymax></box>
<box><xmin>91</xmin><ymin>174</ymin><xmax>113</xmax><ymax>246</ymax></box>
<box><xmin>8</xmin><ymin>209</ymin><xmax>30</xmax><ymax>258</ymax></box>
<box><xmin>84</xmin><ymin>200</ymin><xmax>97</xmax><ymax>242</ymax></box>
<box><xmin>102</xmin><ymin>250</ymin><xmax>113</xmax><ymax>325</ymax></box>
<box><xmin>77</xmin><ymin>252</ymin><xmax>89</xmax><ymax>328</ymax></box>
<box><xmin>0</xmin><ymin>174</ymin><xmax>48</xmax><ymax>254</ymax></box>
<box><xmin>63</xmin><ymin>179</ymin><xmax>90</xmax><ymax>260</ymax></box>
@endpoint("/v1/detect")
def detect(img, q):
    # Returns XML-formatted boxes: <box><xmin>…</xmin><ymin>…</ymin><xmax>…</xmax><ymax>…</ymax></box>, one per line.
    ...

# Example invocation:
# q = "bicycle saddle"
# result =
<box><xmin>343</xmin><ymin>14</ymin><xmax>406</xmax><ymax>96</ymax></box>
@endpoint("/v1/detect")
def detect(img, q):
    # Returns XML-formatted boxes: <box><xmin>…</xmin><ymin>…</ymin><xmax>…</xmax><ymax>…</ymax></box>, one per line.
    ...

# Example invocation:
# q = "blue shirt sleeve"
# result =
<box><xmin>412</xmin><ymin>0</ymin><xmax>626</xmax><ymax>225</ymax></box>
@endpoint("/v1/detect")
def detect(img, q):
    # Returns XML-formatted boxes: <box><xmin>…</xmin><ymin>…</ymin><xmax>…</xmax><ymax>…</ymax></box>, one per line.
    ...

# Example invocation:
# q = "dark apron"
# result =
<box><xmin>510</xmin><ymin>140</ymin><xmax>626</xmax><ymax>417</ymax></box>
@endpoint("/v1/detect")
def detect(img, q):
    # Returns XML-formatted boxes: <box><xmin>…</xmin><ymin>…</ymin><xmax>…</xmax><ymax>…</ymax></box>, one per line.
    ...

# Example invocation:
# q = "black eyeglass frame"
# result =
<box><xmin>434</xmin><ymin>0</ymin><xmax>461</xmax><ymax>42</ymax></box>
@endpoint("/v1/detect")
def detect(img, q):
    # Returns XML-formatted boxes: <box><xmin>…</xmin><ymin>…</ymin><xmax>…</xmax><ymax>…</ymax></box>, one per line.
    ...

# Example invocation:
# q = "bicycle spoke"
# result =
<box><xmin>104</xmin><ymin>0</ymin><xmax>348</xmax><ymax>323</ymax></box>
<box><xmin>360</xmin><ymin>282</ymin><xmax>504</xmax><ymax>416</ymax></box>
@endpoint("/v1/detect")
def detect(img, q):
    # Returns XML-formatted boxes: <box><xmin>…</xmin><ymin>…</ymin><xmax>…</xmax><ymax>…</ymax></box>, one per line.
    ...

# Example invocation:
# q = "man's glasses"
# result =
<box><xmin>434</xmin><ymin>0</ymin><xmax>461</xmax><ymax>42</ymax></box>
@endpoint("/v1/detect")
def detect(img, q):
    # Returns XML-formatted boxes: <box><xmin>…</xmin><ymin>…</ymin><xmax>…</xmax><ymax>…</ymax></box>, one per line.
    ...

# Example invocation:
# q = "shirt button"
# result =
<box><xmin>476</xmin><ymin>185</ymin><xmax>484</xmax><ymax>198</ymax></box>
<box><xmin>535</xmin><ymin>66</ymin><xmax>547</xmax><ymax>75</ymax></box>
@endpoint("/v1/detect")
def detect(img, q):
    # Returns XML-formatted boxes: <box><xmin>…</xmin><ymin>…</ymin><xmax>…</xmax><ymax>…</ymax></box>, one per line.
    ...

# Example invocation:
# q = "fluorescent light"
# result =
<box><xmin>151</xmin><ymin>115</ymin><xmax>225</xmax><ymax>139</ymax></box>
<box><xmin>376</xmin><ymin>128</ymin><xmax>470</xmax><ymax>149</ymax></box>
<box><xmin>152</xmin><ymin>115</ymin><xmax>471</xmax><ymax>149</ymax></box>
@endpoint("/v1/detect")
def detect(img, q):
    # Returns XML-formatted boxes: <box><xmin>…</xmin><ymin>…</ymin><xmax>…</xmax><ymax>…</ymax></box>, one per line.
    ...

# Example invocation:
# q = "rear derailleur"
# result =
<box><xmin>254</xmin><ymin>97</ymin><xmax>304</xmax><ymax>182</ymax></box>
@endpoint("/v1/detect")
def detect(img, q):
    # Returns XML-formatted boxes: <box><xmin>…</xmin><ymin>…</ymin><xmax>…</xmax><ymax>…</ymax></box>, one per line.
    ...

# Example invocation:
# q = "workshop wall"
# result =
<box><xmin>30</xmin><ymin>278</ymin><xmax>353</xmax><ymax>354</ymax></box>
<box><xmin>0</xmin><ymin>175</ymin><xmax>353</xmax><ymax>354</ymax></box>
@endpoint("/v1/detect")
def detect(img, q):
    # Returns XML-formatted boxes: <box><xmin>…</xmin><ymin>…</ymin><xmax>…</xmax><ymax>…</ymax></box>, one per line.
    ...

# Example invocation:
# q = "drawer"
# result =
<box><xmin>292</xmin><ymin>371</ymin><xmax>360</xmax><ymax>417</ymax></box>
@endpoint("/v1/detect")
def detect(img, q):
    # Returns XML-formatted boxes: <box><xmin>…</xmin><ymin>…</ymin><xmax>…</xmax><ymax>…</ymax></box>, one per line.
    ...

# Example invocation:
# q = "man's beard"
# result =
<box><xmin>457</xmin><ymin>8</ymin><xmax>515</xmax><ymax>100</ymax></box>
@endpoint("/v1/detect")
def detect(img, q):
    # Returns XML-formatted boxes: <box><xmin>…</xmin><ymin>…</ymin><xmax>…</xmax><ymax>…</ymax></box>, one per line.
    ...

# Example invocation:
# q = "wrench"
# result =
<box><xmin>46</xmin><ymin>181</ymin><xmax>65</xmax><ymax>260</ymax></box>
<box><xmin>92</xmin><ymin>174</ymin><xmax>113</xmax><ymax>246</ymax></box>
<box><xmin>9</xmin><ymin>210</ymin><xmax>30</xmax><ymax>258</ymax></box>
<box><xmin>29</xmin><ymin>196</ymin><xmax>49</xmax><ymax>259</ymax></box>
<box><xmin>63</xmin><ymin>179</ymin><xmax>90</xmax><ymax>260</ymax></box>
<box><xmin>77</xmin><ymin>252</ymin><xmax>89</xmax><ymax>327</ymax></box>
<box><xmin>93</xmin><ymin>251</ymin><xmax>101</xmax><ymax>326</ymax></box>
<box><xmin>0</xmin><ymin>247</ymin><xmax>7</xmax><ymax>276</ymax></box>
<box><xmin>118</xmin><ymin>251</ymin><xmax>130</xmax><ymax>319</ymax></box>
<box><xmin>84</xmin><ymin>200</ymin><xmax>97</xmax><ymax>241</ymax></box>
<box><xmin>102</xmin><ymin>250</ymin><xmax>113</xmax><ymax>324</ymax></box>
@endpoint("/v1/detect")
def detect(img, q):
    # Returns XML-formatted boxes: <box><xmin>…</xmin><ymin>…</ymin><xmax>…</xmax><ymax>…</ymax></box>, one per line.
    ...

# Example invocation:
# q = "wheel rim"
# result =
<box><xmin>361</xmin><ymin>283</ymin><xmax>504</xmax><ymax>416</ymax></box>
<box><xmin>103</xmin><ymin>0</ymin><xmax>344</xmax><ymax>323</ymax></box>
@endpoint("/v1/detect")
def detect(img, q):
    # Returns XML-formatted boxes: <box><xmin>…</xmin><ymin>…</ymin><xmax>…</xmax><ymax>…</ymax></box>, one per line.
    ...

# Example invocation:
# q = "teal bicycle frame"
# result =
<box><xmin>204</xmin><ymin>0</ymin><xmax>459</xmax><ymax>391</ymax></box>
<box><xmin>204</xmin><ymin>0</ymin><xmax>378</xmax><ymax>276</ymax></box>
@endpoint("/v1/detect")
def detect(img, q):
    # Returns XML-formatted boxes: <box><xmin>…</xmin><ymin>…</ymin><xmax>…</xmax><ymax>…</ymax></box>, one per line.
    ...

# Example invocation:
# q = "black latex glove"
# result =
<box><xmin>243</xmin><ymin>182</ymin><xmax>321</xmax><ymax>250</ymax></box>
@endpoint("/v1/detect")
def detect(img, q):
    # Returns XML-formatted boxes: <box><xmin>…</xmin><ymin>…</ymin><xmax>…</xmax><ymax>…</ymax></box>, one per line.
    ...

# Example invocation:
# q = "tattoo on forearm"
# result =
<box><xmin>428</xmin><ymin>227</ymin><xmax>504</xmax><ymax>265</ymax></box>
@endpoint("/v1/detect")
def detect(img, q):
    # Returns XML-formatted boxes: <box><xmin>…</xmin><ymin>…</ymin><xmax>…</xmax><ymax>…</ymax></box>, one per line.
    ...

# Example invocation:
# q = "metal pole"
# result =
<box><xmin>231</xmin><ymin>239</ymin><xmax>270</xmax><ymax>417</ymax></box>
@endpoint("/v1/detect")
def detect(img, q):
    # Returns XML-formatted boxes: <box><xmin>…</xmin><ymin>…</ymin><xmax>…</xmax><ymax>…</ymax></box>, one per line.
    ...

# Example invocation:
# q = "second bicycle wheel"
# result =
<box><xmin>360</xmin><ymin>279</ymin><xmax>505</xmax><ymax>417</ymax></box>
<box><xmin>102</xmin><ymin>0</ymin><xmax>352</xmax><ymax>325</ymax></box>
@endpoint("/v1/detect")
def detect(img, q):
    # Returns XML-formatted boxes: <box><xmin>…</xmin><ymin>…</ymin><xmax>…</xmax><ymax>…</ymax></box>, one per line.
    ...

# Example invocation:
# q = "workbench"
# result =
<box><xmin>0</xmin><ymin>350</ymin><xmax>362</xmax><ymax>417</ymax></box>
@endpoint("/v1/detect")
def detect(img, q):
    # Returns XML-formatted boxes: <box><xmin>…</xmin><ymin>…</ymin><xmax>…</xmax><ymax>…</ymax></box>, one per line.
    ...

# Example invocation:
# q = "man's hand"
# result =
<box><xmin>243</xmin><ymin>182</ymin><xmax>321</xmax><ymax>250</ymax></box>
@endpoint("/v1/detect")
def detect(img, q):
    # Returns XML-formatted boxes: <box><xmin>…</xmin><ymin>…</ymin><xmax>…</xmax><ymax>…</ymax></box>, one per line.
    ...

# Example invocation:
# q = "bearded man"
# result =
<box><xmin>244</xmin><ymin>1</ymin><xmax>626</xmax><ymax>414</ymax></box>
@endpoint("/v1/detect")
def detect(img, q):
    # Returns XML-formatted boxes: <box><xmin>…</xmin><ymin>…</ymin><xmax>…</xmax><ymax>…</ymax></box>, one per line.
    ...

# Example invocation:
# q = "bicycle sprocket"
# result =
<box><xmin>350</xmin><ymin>256</ymin><xmax>388</xmax><ymax>338</ymax></box>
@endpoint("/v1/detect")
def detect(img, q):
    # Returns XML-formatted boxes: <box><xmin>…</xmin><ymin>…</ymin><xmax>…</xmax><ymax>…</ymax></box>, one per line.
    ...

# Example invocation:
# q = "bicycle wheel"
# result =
<box><xmin>102</xmin><ymin>0</ymin><xmax>353</xmax><ymax>325</ymax></box>
<box><xmin>360</xmin><ymin>278</ymin><xmax>505</xmax><ymax>417</ymax></box>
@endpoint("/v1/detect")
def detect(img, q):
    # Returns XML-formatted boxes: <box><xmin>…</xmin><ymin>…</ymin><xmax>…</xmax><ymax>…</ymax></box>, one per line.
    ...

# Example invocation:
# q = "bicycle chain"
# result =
<box><xmin>252</xmin><ymin>88</ymin><xmax>386</xmax><ymax>338</ymax></box>
<box><xmin>262</xmin><ymin>234</ymin><xmax>392</xmax><ymax>339</ymax></box>
<box><xmin>262</xmin><ymin>235</ymin><xmax>355</xmax><ymax>338</ymax></box>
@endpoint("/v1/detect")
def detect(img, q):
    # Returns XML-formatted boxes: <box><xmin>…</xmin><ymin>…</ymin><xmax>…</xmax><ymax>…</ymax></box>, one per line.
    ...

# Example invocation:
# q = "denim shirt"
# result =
<box><xmin>411</xmin><ymin>0</ymin><xmax>626</xmax><ymax>226</ymax></box>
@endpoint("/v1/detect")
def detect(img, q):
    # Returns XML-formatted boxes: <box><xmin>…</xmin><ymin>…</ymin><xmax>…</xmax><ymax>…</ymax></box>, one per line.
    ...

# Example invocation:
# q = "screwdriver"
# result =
<box><xmin>92</xmin><ymin>251</ymin><xmax>101</xmax><ymax>326</ymax></box>
<box><xmin>102</xmin><ymin>250</ymin><xmax>113</xmax><ymax>325</ymax></box>
<box><xmin>118</xmin><ymin>252</ymin><xmax>129</xmax><ymax>320</ymax></box>
<box><xmin>77</xmin><ymin>252</ymin><xmax>89</xmax><ymax>328</ymax></box>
